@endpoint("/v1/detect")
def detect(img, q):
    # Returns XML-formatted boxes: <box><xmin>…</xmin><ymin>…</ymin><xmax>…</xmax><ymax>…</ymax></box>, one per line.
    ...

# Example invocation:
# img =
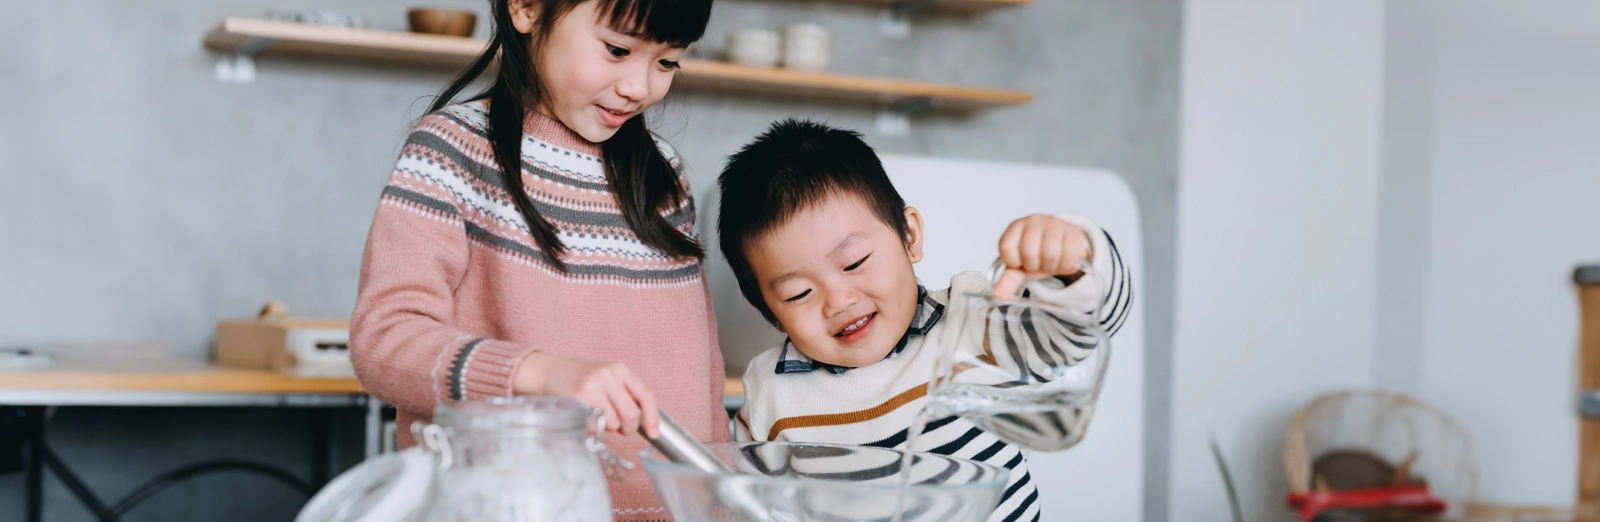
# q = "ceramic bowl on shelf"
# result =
<box><xmin>407</xmin><ymin>8</ymin><xmax>477</xmax><ymax>38</ymax></box>
<box><xmin>727</xmin><ymin>29</ymin><xmax>781</xmax><ymax>68</ymax></box>
<box><xmin>782</xmin><ymin>23</ymin><xmax>831</xmax><ymax>72</ymax></box>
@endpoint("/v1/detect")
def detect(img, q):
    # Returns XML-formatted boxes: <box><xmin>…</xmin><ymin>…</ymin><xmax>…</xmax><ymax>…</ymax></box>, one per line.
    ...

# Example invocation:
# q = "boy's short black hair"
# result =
<box><xmin>717</xmin><ymin>119</ymin><xmax>909</xmax><ymax>326</ymax></box>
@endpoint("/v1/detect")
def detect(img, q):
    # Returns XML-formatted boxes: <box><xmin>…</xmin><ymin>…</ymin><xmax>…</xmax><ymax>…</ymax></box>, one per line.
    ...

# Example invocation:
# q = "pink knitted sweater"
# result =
<box><xmin>350</xmin><ymin>100</ymin><xmax>728</xmax><ymax>521</ymax></box>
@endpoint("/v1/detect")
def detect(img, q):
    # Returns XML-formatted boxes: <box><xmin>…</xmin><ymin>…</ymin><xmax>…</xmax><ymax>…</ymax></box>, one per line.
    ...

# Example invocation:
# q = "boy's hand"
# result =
<box><xmin>994</xmin><ymin>214</ymin><xmax>1093</xmax><ymax>298</ymax></box>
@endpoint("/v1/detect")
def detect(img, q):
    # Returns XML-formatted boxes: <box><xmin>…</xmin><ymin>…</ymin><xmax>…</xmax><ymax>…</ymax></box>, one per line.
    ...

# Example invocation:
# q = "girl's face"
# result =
<box><xmin>512</xmin><ymin>0</ymin><xmax>685</xmax><ymax>143</ymax></box>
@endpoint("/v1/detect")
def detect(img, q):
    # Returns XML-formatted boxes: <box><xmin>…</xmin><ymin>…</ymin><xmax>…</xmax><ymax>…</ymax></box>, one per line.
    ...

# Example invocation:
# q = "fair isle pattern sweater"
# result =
<box><xmin>350</xmin><ymin>100</ymin><xmax>728</xmax><ymax>522</ymax></box>
<box><xmin>736</xmin><ymin>217</ymin><xmax>1131</xmax><ymax>522</ymax></box>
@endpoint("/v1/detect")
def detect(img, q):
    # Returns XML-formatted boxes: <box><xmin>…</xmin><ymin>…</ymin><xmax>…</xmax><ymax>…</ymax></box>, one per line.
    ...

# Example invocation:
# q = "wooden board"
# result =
<box><xmin>817</xmin><ymin>0</ymin><xmax>1032</xmax><ymax>14</ymax></box>
<box><xmin>204</xmin><ymin>17</ymin><xmax>486</xmax><ymax>68</ymax></box>
<box><xmin>1580</xmin><ymin>269</ymin><xmax>1600</xmax><ymax>522</ymax></box>
<box><xmin>202</xmin><ymin>18</ymin><xmax>1031</xmax><ymax>112</ymax></box>
<box><xmin>0</xmin><ymin>359</ymin><xmax>365</xmax><ymax>394</ymax></box>
<box><xmin>675</xmin><ymin>59</ymin><xmax>1031</xmax><ymax>112</ymax></box>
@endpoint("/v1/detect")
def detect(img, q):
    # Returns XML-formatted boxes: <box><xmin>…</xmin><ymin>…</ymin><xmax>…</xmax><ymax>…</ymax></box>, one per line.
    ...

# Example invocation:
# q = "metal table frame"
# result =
<box><xmin>0</xmin><ymin>389</ymin><xmax>386</xmax><ymax>522</ymax></box>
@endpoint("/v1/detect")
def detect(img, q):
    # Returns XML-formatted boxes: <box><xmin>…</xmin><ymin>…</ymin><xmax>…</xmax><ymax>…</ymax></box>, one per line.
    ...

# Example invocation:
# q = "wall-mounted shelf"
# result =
<box><xmin>676</xmin><ymin>60</ymin><xmax>1029</xmax><ymax>112</ymax></box>
<box><xmin>202</xmin><ymin>17</ymin><xmax>1030</xmax><ymax>113</ymax></box>
<box><xmin>204</xmin><ymin>17</ymin><xmax>487</xmax><ymax>68</ymax></box>
<box><xmin>827</xmin><ymin>0</ymin><xmax>1033</xmax><ymax>15</ymax></box>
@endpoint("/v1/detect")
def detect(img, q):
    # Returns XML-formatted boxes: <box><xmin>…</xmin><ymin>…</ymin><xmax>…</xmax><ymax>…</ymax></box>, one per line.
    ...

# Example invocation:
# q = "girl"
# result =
<box><xmin>349</xmin><ymin>0</ymin><xmax>721</xmax><ymax>518</ymax></box>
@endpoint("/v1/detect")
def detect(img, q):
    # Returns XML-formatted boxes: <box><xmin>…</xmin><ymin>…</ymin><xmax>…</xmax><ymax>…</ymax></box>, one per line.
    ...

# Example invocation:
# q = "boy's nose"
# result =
<box><xmin>821</xmin><ymin>286</ymin><xmax>861</xmax><ymax>318</ymax></box>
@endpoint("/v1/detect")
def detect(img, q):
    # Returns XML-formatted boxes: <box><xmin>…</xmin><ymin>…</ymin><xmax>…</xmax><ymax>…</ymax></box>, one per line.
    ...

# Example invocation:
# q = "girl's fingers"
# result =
<box><xmin>606</xmin><ymin>379</ymin><xmax>642</xmax><ymax>436</ymax></box>
<box><xmin>584</xmin><ymin>389</ymin><xmax>621</xmax><ymax>436</ymax></box>
<box><xmin>621</xmin><ymin>371</ymin><xmax>661</xmax><ymax>438</ymax></box>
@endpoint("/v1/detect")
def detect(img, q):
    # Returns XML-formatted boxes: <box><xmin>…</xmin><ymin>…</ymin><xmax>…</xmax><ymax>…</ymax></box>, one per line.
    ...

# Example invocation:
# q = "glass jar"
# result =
<box><xmin>415</xmin><ymin>396</ymin><xmax>627</xmax><ymax>522</ymax></box>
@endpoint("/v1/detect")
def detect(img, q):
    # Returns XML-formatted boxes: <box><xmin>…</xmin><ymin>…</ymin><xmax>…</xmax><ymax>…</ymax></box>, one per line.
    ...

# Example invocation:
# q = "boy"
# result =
<box><xmin>717</xmin><ymin>119</ymin><xmax>1132</xmax><ymax>522</ymax></box>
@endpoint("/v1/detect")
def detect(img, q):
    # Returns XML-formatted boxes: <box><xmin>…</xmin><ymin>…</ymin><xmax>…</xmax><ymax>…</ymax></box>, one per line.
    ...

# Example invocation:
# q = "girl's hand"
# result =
<box><xmin>513</xmin><ymin>352</ymin><xmax>661</xmax><ymax>439</ymax></box>
<box><xmin>994</xmin><ymin>214</ymin><xmax>1093</xmax><ymax>298</ymax></box>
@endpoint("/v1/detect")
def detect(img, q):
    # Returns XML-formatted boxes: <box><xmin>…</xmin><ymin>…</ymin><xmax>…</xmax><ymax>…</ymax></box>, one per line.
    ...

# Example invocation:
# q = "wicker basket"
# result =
<box><xmin>1283</xmin><ymin>390</ymin><xmax>1573</xmax><ymax>521</ymax></box>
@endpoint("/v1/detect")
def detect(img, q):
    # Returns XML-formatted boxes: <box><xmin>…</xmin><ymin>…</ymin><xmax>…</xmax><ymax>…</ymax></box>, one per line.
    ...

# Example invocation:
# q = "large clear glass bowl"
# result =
<box><xmin>641</xmin><ymin>442</ymin><xmax>1007</xmax><ymax>522</ymax></box>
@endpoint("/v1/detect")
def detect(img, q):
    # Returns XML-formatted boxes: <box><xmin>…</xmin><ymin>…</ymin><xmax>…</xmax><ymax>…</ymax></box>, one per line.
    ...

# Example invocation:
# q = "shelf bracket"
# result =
<box><xmin>890</xmin><ymin>96</ymin><xmax>936</xmax><ymax>115</ymax></box>
<box><xmin>891</xmin><ymin>0</ymin><xmax>940</xmax><ymax>18</ymax></box>
<box><xmin>874</xmin><ymin>97</ymin><xmax>935</xmax><ymax>137</ymax></box>
<box><xmin>215</xmin><ymin>37</ymin><xmax>277</xmax><ymax>84</ymax></box>
<box><xmin>879</xmin><ymin>0</ymin><xmax>937</xmax><ymax>38</ymax></box>
<box><xmin>235</xmin><ymin>37</ymin><xmax>279</xmax><ymax>56</ymax></box>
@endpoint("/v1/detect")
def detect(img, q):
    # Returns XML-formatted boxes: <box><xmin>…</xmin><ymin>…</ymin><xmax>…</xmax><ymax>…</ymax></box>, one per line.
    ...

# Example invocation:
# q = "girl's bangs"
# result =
<box><xmin>597</xmin><ymin>0</ymin><xmax>712</xmax><ymax>47</ymax></box>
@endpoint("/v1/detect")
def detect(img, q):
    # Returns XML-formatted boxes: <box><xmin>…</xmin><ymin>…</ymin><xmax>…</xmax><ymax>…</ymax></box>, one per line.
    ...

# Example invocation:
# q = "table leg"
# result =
<box><xmin>310</xmin><ymin>409</ymin><xmax>330</xmax><ymax>488</ymax></box>
<box><xmin>23</xmin><ymin>407</ymin><xmax>42</xmax><ymax>522</ymax></box>
<box><xmin>364</xmin><ymin>397</ymin><xmax>382</xmax><ymax>460</ymax></box>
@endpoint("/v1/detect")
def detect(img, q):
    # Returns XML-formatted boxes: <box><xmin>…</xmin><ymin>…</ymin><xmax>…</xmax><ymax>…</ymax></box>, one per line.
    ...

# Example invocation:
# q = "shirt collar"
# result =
<box><xmin>774</xmin><ymin>285</ymin><xmax>946</xmax><ymax>375</ymax></box>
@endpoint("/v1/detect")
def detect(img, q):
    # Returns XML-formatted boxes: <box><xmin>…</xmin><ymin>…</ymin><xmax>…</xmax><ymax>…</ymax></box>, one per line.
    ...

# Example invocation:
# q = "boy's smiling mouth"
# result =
<box><xmin>833</xmin><ymin>312</ymin><xmax>877</xmax><ymax>344</ymax></box>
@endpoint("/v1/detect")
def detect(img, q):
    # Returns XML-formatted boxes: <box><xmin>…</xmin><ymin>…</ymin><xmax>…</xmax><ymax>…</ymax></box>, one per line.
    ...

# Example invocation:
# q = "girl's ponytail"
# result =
<box><xmin>427</xmin><ymin>0</ymin><xmax>710</xmax><ymax>272</ymax></box>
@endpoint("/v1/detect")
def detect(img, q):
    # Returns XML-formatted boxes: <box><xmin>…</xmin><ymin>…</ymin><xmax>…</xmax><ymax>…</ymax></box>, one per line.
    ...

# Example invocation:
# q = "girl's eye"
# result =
<box><xmin>606</xmin><ymin>44</ymin><xmax>630</xmax><ymax>58</ymax></box>
<box><xmin>785</xmin><ymin>289</ymin><xmax>811</xmax><ymax>302</ymax></box>
<box><xmin>658</xmin><ymin>59</ymin><xmax>681</xmax><ymax>70</ymax></box>
<box><xmin>844</xmin><ymin>255</ymin><xmax>870</xmax><ymax>272</ymax></box>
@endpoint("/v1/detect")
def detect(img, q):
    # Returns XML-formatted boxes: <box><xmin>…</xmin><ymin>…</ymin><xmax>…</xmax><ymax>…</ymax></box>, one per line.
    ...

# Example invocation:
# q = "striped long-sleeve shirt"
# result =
<box><xmin>734</xmin><ymin>214</ymin><xmax>1132</xmax><ymax>522</ymax></box>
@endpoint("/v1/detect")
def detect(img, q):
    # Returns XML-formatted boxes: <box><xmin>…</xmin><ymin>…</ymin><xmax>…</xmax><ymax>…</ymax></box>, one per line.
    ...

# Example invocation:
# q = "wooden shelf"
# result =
<box><xmin>676</xmin><ymin>60</ymin><xmax>1029</xmax><ymax>112</ymax></box>
<box><xmin>820</xmin><ymin>0</ymin><xmax>1033</xmax><ymax>15</ymax></box>
<box><xmin>203</xmin><ymin>17</ymin><xmax>1031</xmax><ymax>113</ymax></box>
<box><xmin>205</xmin><ymin>17</ymin><xmax>488</xmax><ymax>68</ymax></box>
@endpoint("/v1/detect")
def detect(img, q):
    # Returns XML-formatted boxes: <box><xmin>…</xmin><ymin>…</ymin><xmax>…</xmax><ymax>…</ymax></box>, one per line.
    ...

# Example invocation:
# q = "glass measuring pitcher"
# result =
<box><xmin>415</xmin><ymin>396</ymin><xmax>630</xmax><ymax>522</ymax></box>
<box><xmin>923</xmin><ymin>260</ymin><xmax>1113</xmax><ymax>452</ymax></box>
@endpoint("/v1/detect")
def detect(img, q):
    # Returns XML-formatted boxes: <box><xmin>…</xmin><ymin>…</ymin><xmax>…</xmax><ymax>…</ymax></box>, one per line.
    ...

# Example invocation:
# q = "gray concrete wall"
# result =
<box><xmin>0</xmin><ymin>0</ymin><xmax>1179</xmax><ymax>520</ymax></box>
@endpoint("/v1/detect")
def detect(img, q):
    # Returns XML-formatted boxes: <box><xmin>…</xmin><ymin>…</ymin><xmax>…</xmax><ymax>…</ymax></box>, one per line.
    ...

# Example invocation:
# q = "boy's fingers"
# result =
<box><xmin>993</xmin><ymin>268</ymin><xmax>1027</xmax><ymax>299</ymax></box>
<box><xmin>997</xmin><ymin>223</ymin><xmax>1023</xmax><ymax>268</ymax></box>
<box><xmin>1040</xmin><ymin>230</ymin><xmax>1064</xmax><ymax>275</ymax></box>
<box><xmin>1020</xmin><ymin>226</ymin><xmax>1044</xmax><ymax>273</ymax></box>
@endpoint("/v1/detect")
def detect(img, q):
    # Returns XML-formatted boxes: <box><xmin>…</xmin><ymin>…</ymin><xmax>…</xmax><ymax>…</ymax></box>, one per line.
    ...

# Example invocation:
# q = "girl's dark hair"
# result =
<box><xmin>430</xmin><ymin>0</ymin><xmax>712</xmax><ymax>271</ymax></box>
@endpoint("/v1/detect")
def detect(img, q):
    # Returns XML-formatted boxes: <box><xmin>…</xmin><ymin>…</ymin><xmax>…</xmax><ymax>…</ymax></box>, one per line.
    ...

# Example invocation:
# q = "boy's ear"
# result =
<box><xmin>903</xmin><ymin>206</ymin><xmax>925</xmax><ymax>263</ymax></box>
<box><xmin>509</xmin><ymin>0</ymin><xmax>539</xmax><ymax>34</ymax></box>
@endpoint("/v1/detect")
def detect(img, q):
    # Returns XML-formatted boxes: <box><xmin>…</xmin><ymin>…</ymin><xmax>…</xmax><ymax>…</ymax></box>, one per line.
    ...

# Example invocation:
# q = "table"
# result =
<box><xmin>0</xmin><ymin>360</ymin><xmax>747</xmax><ymax>521</ymax></box>
<box><xmin>0</xmin><ymin>359</ymin><xmax>374</xmax><ymax>522</ymax></box>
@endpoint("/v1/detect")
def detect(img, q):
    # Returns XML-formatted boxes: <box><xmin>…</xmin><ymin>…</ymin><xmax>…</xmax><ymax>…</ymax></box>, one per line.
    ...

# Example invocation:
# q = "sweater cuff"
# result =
<box><xmin>442</xmin><ymin>338</ymin><xmax>539</xmax><ymax>401</ymax></box>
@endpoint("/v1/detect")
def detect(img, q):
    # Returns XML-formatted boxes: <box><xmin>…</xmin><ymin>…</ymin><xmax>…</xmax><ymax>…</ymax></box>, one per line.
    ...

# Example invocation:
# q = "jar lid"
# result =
<box><xmin>433</xmin><ymin>396</ymin><xmax>593</xmax><ymax>436</ymax></box>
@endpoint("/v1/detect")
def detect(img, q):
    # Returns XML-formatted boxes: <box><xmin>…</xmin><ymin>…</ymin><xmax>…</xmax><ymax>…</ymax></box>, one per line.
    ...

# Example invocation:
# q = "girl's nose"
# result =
<box><xmin>614</xmin><ymin>62</ymin><xmax>650</xmax><ymax>102</ymax></box>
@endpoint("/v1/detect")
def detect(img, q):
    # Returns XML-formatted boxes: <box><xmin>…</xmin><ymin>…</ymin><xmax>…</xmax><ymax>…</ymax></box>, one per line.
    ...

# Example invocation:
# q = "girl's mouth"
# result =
<box><xmin>596</xmin><ymin>105</ymin><xmax>632</xmax><ymax>127</ymax></box>
<box><xmin>833</xmin><ymin>312</ymin><xmax>877</xmax><ymax>344</ymax></box>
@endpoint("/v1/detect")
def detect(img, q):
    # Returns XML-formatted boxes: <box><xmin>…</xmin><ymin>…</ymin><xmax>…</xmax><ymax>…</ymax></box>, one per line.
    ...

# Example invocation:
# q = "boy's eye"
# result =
<box><xmin>784</xmin><ymin>289</ymin><xmax>811</xmax><ymax>302</ymax></box>
<box><xmin>658</xmin><ymin>59</ymin><xmax>681</xmax><ymax>70</ymax></box>
<box><xmin>844</xmin><ymin>255</ymin><xmax>870</xmax><ymax>272</ymax></box>
<box><xmin>606</xmin><ymin>44</ymin><xmax>630</xmax><ymax>58</ymax></box>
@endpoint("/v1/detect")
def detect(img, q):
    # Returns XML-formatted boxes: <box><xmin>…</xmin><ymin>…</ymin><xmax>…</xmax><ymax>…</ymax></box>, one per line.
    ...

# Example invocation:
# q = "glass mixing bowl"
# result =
<box><xmin>642</xmin><ymin>442</ymin><xmax>1007</xmax><ymax>522</ymax></box>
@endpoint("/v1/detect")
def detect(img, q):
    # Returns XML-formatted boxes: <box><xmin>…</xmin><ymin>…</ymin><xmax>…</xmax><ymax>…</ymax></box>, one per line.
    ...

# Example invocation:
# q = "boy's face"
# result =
<box><xmin>746</xmin><ymin>194</ymin><xmax>925</xmax><ymax>368</ymax></box>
